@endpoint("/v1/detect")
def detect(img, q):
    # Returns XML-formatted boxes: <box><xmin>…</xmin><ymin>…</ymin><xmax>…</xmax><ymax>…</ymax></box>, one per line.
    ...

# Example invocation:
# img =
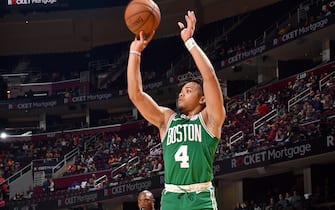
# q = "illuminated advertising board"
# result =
<box><xmin>7</xmin><ymin>0</ymin><xmax>57</xmax><ymax>6</ymax></box>
<box><xmin>3</xmin><ymin>0</ymin><xmax>129</xmax><ymax>11</ymax></box>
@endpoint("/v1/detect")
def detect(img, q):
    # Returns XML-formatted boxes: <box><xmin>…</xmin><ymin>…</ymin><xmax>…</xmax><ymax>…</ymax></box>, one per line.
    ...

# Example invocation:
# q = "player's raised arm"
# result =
<box><xmin>127</xmin><ymin>31</ymin><xmax>174</xmax><ymax>129</ymax></box>
<box><xmin>178</xmin><ymin>11</ymin><xmax>226</xmax><ymax>137</ymax></box>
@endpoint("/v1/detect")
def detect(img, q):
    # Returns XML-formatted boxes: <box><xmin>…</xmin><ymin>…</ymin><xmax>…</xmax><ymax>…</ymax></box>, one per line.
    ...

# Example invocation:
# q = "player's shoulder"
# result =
<box><xmin>159</xmin><ymin>106</ymin><xmax>175</xmax><ymax>124</ymax></box>
<box><xmin>161</xmin><ymin>107</ymin><xmax>175</xmax><ymax>116</ymax></box>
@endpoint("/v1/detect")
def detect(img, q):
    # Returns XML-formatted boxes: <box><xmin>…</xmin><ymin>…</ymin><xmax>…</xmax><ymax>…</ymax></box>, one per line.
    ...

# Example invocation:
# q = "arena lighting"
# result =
<box><xmin>0</xmin><ymin>132</ymin><xmax>8</xmax><ymax>139</ymax></box>
<box><xmin>1</xmin><ymin>73</ymin><xmax>29</xmax><ymax>77</ymax></box>
<box><xmin>0</xmin><ymin>131</ymin><xmax>32</xmax><ymax>140</ymax></box>
<box><xmin>33</xmin><ymin>93</ymin><xmax>48</xmax><ymax>97</ymax></box>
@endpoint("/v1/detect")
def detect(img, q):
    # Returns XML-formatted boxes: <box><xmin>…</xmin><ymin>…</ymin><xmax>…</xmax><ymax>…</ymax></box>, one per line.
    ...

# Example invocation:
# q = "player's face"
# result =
<box><xmin>138</xmin><ymin>192</ymin><xmax>154</xmax><ymax>210</ymax></box>
<box><xmin>177</xmin><ymin>81</ymin><xmax>203</xmax><ymax>112</ymax></box>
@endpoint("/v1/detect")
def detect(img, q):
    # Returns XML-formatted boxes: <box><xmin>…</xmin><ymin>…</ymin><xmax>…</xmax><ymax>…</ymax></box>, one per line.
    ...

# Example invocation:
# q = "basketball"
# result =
<box><xmin>124</xmin><ymin>0</ymin><xmax>161</xmax><ymax>37</ymax></box>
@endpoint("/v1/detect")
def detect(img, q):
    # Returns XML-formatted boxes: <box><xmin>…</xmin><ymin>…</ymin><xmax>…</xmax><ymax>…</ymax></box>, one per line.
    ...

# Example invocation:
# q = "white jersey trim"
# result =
<box><xmin>161</xmin><ymin>112</ymin><xmax>177</xmax><ymax>143</ymax></box>
<box><xmin>165</xmin><ymin>181</ymin><xmax>213</xmax><ymax>193</ymax></box>
<box><xmin>199</xmin><ymin>112</ymin><xmax>216</xmax><ymax>139</ymax></box>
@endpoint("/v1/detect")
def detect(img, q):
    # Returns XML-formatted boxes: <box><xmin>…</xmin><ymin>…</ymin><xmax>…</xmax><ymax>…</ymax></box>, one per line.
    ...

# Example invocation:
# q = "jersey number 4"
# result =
<box><xmin>174</xmin><ymin>145</ymin><xmax>190</xmax><ymax>168</ymax></box>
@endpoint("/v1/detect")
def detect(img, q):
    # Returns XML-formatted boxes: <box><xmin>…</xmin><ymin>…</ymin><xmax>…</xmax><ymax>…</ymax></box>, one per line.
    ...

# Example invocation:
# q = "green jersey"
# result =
<box><xmin>161</xmin><ymin>113</ymin><xmax>219</xmax><ymax>185</ymax></box>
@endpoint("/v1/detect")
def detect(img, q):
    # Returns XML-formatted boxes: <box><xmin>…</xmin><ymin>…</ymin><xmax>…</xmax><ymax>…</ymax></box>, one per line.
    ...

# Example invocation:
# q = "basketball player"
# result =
<box><xmin>127</xmin><ymin>10</ymin><xmax>226</xmax><ymax>210</ymax></box>
<box><xmin>138</xmin><ymin>190</ymin><xmax>155</xmax><ymax>210</ymax></box>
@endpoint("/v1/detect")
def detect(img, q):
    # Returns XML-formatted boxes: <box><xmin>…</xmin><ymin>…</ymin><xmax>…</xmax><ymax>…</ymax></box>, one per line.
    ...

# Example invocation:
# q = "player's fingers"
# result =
<box><xmin>139</xmin><ymin>31</ymin><xmax>145</xmax><ymax>41</ymax></box>
<box><xmin>185</xmin><ymin>13</ymin><xmax>194</xmax><ymax>30</ymax></box>
<box><xmin>186</xmin><ymin>11</ymin><xmax>195</xmax><ymax>29</ymax></box>
<box><xmin>146</xmin><ymin>30</ymin><xmax>155</xmax><ymax>42</ymax></box>
<box><xmin>189</xmin><ymin>11</ymin><xmax>196</xmax><ymax>25</ymax></box>
<box><xmin>185</xmin><ymin>13</ymin><xmax>191</xmax><ymax>27</ymax></box>
<box><xmin>134</xmin><ymin>31</ymin><xmax>141</xmax><ymax>40</ymax></box>
<box><xmin>177</xmin><ymin>22</ymin><xmax>185</xmax><ymax>30</ymax></box>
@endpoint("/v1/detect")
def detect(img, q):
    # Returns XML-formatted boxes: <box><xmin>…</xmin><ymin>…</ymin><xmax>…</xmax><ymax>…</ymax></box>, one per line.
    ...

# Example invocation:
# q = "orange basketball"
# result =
<box><xmin>124</xmin><ymin>0</ymin><xmax>161</xmax><ymax>37</ymax></box>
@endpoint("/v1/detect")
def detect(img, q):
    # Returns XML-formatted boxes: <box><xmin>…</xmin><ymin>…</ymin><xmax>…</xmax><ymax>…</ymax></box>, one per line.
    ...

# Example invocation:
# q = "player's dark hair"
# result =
<box><xmin>177</xmin><ymin>72</ymin><xmax>203</xmax><ymax>95</ymax></box>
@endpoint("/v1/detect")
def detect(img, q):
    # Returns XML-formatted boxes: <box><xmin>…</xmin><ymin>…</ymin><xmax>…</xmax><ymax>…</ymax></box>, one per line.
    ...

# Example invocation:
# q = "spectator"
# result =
<box><xmin>150</xmin><ymin>159</ymin><xmax>163</xmax><ymax>175</ymax></box>
<box><xmin>291</xmin><ymin>190</ymin><xmax>303</xmax><ymax>210</ymax></box>
<box><xmin>42</xmin><ymin>178</ymin><xmax>50</xmax><ymax>192</ymax></box>
<box><xmin>276</xmin><ymin>193</ymin><xmax>288</xmax><ymax>209</ymax></box>
<box><xmin>25</xmin><ymin>186</ymin><xmax>34</xmax><ymax>199</ymax></box>
<box><xmin>149</xmin><ymin>146</ymin><xmax>161</xmax><ymax>158</ymax></box>
<box><xmin>146</xmin><ymin>134</ymin><xmax>155</xmax><ymax>148</ymax></box>
<box><xmin>274</xmin><ymin>128</ymin><xmax>286</xmax><ymax>146</ymax></box>
<box><xmin>0</xmin><ymin>173</ymin><xmax>9</xmax><ymax>200</ymax></box>
<box><xmin>108</xmin><ymin>155</ymin><xmax>118</xmax><ymax>167</ymax></box>
<box><xmin>233</xmin><ymin>202</ymin><xmax>242</xmax><ymax>210</ymax></box>
<box><xmin>257</xmin><ymin>101</ymin><xmax>269</xmax><ymax>116</ymax></box>
<box><xmin>48</xmin><ymin>178</ymin><xmax>54</xmax><ymax>192</ymax></box>
<box><xmin>138</xmin><ymin>190</ymin><xmax>155</xmax><ymax>210</ymax></box>
<box><xmin>69</xmin><ymin>181</ymin><xmax>80</xmax><ymax>190</ymax></box>
<box><xmin>311</xmin><ymin>94</ymin><xmax>323</xmax><ymax>112</ymax></box>
<box><xmin>285</xmin><ymin>191</ymin><xmax>292</xmax><ymax>206</ymax></box>
<box><xmin>265</xmin><ymin>197</ymin><xmax>275</xmax><ymax>210</ymax></box>
<box><xmin>87</xmin><ymin>177</ymin><xmax>95</xmax><ymax>190</ymax></box>
<box><xmin>142</xmin><ymin>156</ymin><xmax>153</xmax><ymax>172</ymax></box>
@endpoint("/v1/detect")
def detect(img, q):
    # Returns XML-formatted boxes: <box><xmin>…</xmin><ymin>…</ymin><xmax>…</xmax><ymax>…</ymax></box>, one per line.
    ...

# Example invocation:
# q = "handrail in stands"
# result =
<box><xmin>228</xmin><ymin>131</ymin><xmax>244</xmax><ymax>149</ymax></box>
<box><xmin>287</xmin><ymin>88</ymin><xmax>312</xmax><ymax>112</ymax></box>
<box><xmin>52</xmin><ymin>147</ymin><xmax>80</xmax><ymax>176</ymax></box>
<box><xmin>0</xmin><ymin>163</ymin><xmax>32</xmax><ymax>187</ymax></box>
<box><xmin>253</xmin><ymin>109</ymin><xmax>278</xmax><ymax>135</ymax></box>
<box><xmin>319</xmin><ymin>70</ymin><xmax>335</xmax><ymax>91</ymax></box>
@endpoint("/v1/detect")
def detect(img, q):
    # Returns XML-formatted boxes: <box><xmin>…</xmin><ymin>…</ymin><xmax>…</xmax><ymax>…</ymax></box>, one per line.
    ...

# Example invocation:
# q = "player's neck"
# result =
<box><xmin>184</xmin><ymin>111</ymin><xmax>198</xmax><ymax>119</ymax></box>
<box><xmin>185</xmin><ymin>106</ymin><xmax>203</xmax><ymax>118</ymax></box>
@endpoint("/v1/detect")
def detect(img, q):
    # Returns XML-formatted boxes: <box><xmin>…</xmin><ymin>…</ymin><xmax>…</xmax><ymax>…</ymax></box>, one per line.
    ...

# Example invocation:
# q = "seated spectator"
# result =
<box><xmin>233</xmin><ymin>202</ymin><xmax>242</xmax><ymax>210</ymax></box>
<box><xmin>0</xmin><ymin>174</ymin><xmax>9</xmax><ymax>200</ymax></box>
<box><xmin>81</xmin><ymin>181</ymin><xmax>88</xmax><ymax>189</ymax></box>
<box><xmin>24</xmin><ymin>186</ymin><xmax>34</xmax><ymax>199</ymax></box>
<box><xmin>0</xmin><ymin>199</ymin><xmax>5</xmax><ymax>208</ymax></box>
<box><xmin>274</xmin><ymin>128</ymin><xmax>286</xmax><ymax>146</ymax></box>
<box><xmin>325</xmin><ymin>79</ymin><xmax>335</xmax><ymax>95</ymax></box>
<box><xmin>149</xmin><ymin>147</ymin><xmax>162</xmax><ymax>158</ymax></box>
<box><xmin>276</xmin><ymin>193</ymin><xmax>289</xmax><ymax>209</ymax></box>
<box><xmin>142</xmin><ymin>156</ymin><xmax>153</xmax><ymax>172</ymax></box>
<box><xmin>87</xmin><ymin>177</ymin><xmax>95</xmax><ymax>190</ymax></box>
<box><xmin>91</xmin><ymin>173</ymin><xmax>97</xmax><ymax>183</ymax></box>
<box><xmin>267</xmin><ymin>123</ymin><xmax>278</xmax><ymax>142</ymax></box>
<box><xmin>303</xmin><ymin>102</ymin><xmax>318</xmax><ymax>122</ymax></box>
<box><xmin>150</xmin><ymin>158</ymin><xmax>163</xmax><ymax>175</ymax></box>
<box><xmin>87</xmin><ymin>162</ymin><xmax>97</xmax><ymax>172</ymax></box>
<box><xmin>256</xmin><ymin>101</ymin><xmax>270</xmax><ymax>116</ymax></box>
<box><xmin>311</xmin><ymin>94</ymin><xmax>323</xmax><ymax>112</ymax></box>
<box><xmin>322</xmin><ymin>94</ymin><xmax>334</xmax><ymax>110</ymax></box>
<box><xmin>126</xmin><ymin>165</ymin><xmax>138</xmax><ymax>178</ymax></box>
<box><xmin>69</xmin><ymin>181</ymin><xmax>80</xmax><ymax>190</ymax></box>
<box><xmin>290</xmin><ymin>190</ymin><xmax>303</xmax><ymax>209</ymax></box>
<box><xmin>146</xmin><ymin>134</ymin><xmax>155</xmax><ymax>148</ymax></box>
<box><xmin>42</xmin><ymin>178</ymin><xmax>50</xmax><ymax>192</ymax></box>
<box><xmin>48</xmin><ymin>178</ymin><xmax>54</xmax><ymax>192</ymax></box>
<box><xmin>265</xmin><ymin>197</ymin><xmax>275</xmax><ymax>210</ymax></box>
<box><xmin>259</xmin><ymin>121</ymin><xmax>271</xmax><ymax>133</ymax></box>
<box><xmin>254</xmin><ymin>130</ymin><xmax>268</xmax><ymax>146</ymax></box>
<box><xmin>12</xmin><ymin>192</ymin><xmax>24</xmax><ymax>201</ymax></box>
<box><xmin>108</xmin><ymin>155</ymin><xmax>118</xmax><ymax>167</ymax></box>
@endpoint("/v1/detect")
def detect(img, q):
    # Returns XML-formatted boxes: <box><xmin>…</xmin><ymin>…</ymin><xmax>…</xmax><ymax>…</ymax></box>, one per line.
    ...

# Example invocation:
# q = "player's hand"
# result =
<box><xmin>130</xmin><ymin>30</ymin><xmax>155</xmax><ymax>53</ymax></box>
<box><xmin>178</xmin><ymin>10</ymin><xmax>196</xmax><ymax>42</ymax></box>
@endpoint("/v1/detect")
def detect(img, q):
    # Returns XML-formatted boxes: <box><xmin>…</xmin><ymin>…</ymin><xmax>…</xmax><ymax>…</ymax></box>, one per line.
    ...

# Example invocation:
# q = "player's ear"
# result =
<box><xmin>199</xmin><ymin>96</ymin><xmax>205</xmax><ymax>105</ymax></box>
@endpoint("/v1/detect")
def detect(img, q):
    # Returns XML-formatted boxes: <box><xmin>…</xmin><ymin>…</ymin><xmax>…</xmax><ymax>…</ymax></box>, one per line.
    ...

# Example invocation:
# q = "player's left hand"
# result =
<box><xmin>178</xmin><ymin>10</ymin><xmax>196</xmax><ymax>42</ymax></box>
<box><xmin>130</xmin><ymin>30</ymin><xmax>155</xmax><ymax>53</ymax></box>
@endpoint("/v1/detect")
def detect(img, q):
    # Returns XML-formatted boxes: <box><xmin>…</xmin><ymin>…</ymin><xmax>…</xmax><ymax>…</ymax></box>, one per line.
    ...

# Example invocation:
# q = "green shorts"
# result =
<box><xmin>160</xmin><ymin>186</ymin><xmax>218</xmax><ymax>210</ymax></box>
